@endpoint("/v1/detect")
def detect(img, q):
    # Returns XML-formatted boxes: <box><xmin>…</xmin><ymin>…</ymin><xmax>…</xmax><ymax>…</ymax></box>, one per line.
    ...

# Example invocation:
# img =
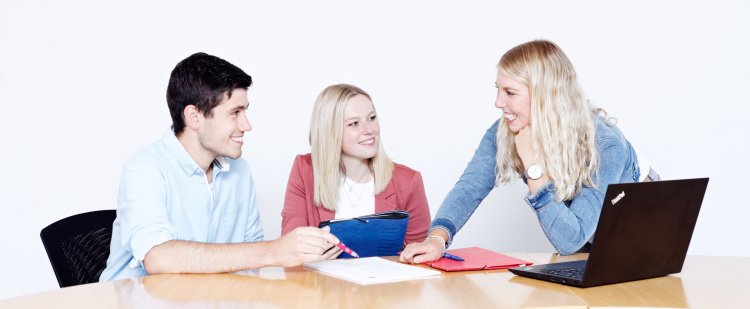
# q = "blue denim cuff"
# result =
<box><xmin>524</xmin><ymin>181</ymin><xmax>555</xmax><ymax>211</ymax></box>
<box><xmin>429</xmin><ymin>218</ymin><xmax>457</xmax><ymax>246</ymax></box>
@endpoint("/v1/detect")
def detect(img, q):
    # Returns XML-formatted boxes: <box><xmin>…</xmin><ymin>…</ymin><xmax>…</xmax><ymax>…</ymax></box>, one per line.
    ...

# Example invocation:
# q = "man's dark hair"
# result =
<box><xmin>166</xmin><ymin>52</ymin><xmax>253</xmax><ymax>134</ymax></box>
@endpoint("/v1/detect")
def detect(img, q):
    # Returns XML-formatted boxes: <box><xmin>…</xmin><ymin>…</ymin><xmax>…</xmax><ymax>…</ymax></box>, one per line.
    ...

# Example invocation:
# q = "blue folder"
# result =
<box><xmin>318</xmin><ymin>210</ymin><xmax>410</xmax><ymax>258</ymax></box>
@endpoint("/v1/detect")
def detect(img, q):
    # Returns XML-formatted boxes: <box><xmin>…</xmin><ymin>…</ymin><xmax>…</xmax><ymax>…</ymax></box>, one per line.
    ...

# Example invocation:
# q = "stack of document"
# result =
<box><xmin>304</xmin><ymin>257</ymin><xmax>441</xmax><ymax>285</ymax></box>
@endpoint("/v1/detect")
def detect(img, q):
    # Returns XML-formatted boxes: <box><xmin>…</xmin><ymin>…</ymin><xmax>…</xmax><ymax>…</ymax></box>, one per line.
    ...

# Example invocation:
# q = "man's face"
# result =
<box><xmin>197</xmin><ymin>89</ymin><xmax>252</xmax><ymax>160</ymax></box>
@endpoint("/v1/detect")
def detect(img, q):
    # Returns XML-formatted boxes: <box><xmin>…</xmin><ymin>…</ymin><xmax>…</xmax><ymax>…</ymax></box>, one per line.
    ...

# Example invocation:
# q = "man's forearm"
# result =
<box><xmin>143</xmin><ymin>239</ymin><xmax>278</xmax><ymax>274</ymax></box>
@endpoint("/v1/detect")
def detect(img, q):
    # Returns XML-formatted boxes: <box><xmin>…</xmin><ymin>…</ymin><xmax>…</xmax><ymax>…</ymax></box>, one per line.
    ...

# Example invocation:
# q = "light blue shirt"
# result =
<box><xmin>100</xmin><ymin>130</ymin><xmax>263</xmax><ymax>281</ymax></box>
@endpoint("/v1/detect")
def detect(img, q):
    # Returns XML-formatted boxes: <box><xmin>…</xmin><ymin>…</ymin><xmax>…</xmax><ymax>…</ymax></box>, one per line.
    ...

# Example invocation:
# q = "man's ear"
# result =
<box><xmin>183</xmin><ymin>105</ymin><xmax>201</xmax><ymax>130</ymax></box>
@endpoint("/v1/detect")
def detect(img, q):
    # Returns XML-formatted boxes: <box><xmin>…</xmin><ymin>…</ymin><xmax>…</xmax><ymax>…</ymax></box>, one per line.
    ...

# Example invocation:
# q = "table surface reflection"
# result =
<box><xmin>2</xmin><ymin>253</ymin><xmax>749</xmax><ymax>308</ymax></box>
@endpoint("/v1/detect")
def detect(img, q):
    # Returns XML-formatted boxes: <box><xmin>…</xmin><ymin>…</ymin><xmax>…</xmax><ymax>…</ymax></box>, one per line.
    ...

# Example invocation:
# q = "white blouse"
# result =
<box><xmin>334</xmin><ymin>177</ymin><xmax>375</xmax><ymax>219</ymax></box>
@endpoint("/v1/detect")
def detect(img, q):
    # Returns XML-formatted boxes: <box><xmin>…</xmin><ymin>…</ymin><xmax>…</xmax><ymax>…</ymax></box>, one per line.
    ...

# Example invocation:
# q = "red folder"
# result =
<box><xmin>426</xmin><ymin>247</ymin><xmax>533</xmax><ymax>272</ymax></box>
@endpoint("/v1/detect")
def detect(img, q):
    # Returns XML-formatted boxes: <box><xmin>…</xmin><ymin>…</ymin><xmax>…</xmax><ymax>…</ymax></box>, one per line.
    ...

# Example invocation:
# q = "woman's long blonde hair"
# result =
<box><xmin>495</xmin><ymin>40</ymin><xmax>599</xmax><ymax>202</ymax></box>
<box><xmin>310</xmin><ymin>84</ymin><xmax>394</xmax><ymax>210</ymax></box>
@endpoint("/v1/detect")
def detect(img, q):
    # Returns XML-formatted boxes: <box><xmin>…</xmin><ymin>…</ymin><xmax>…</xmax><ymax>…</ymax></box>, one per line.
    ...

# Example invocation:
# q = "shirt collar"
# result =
<box><xmin>160</xmin><ymin>129</ymin><xmax>231</xmax><ymax>176</ymax></box>
<box><xmin>213</xmin><ymin>156</ymin><xmax>231</xmax><ymax>173</ymax></box>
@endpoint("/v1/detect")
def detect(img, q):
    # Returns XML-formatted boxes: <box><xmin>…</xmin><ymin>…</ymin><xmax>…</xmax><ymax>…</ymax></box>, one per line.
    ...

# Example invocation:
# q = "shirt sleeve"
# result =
<box><xmin>524</xmin><ymin>135</ymin><xmax>629</xmax><ymax>255</ymax></box>
<box><xmin>117</xmin><ymin>155</ymin><xmax>178</xmax><ymax>268</ymax></box>
<box><xmin>244</xmin><ymin>171</ymin><xmax>264</xmax><ymax>242</ymax></box>
<box><xmin>430</xmin><ymin>120</ymin><xmax>500</xmax><ymax>245</ymax></box>
<box><xmin>401</xmin><ymin>171</ymin><xmax>431</xmax><ymax>245</ymax></box>
<box><xmin>281</xmin><ymin>155</ymin><xmax>311</xmax><ymax>235</ymax></box>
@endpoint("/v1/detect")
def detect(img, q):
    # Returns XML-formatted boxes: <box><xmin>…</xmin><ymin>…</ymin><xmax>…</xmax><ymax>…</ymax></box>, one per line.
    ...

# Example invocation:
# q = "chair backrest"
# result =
<box><xmin>40</xmin><ymin>210</ymin><xmax>116</xmax><ymax>288</ymax></box>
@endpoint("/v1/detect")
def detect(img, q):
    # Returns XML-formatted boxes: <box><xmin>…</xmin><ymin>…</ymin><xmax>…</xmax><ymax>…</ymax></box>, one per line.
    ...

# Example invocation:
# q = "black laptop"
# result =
<box><xmin>509</xmin><ymin>178</ymin><xmax>709</xmax><ymax>288</ymax></box>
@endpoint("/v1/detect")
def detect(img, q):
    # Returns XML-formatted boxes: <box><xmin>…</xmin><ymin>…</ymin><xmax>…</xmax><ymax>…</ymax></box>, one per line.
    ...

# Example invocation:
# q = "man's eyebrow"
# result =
<box><xmin>230</xmin><ymin>104</ymin><xmax>248</xmax><ymax>112</ymax></box>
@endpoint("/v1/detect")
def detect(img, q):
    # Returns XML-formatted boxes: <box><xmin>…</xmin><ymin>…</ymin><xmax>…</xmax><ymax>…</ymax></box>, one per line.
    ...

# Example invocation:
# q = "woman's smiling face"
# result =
<box><xmin>495</xmin><ymin>69</ymin><xmax>531</xmax><ymax>133</ymax></box>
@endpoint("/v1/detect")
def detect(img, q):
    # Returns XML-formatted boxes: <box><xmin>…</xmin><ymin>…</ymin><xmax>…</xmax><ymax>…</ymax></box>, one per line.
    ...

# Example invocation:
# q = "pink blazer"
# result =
<box><xmin>281</xmin><ymin>154</ymin><xmax>430</xmax><ymax>245</ymax></box>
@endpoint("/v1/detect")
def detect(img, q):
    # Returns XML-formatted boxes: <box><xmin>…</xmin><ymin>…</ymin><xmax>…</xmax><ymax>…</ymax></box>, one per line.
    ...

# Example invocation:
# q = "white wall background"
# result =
<box><xmin>1</xmin><ymin>0</ymin><xmax>748</xmax><ymax>299</ymax></box>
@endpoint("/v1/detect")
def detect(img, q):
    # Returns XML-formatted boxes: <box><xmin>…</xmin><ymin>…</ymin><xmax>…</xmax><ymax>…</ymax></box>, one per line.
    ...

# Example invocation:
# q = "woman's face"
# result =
<box><xmin>341</xmin><ymin>94</ymin><xmax>380</xmax><ymax>164</ymax></box>
<box><xmin>495</xmin><ymin>69</ymin><xmax>531</xmax><ymax>133</ymax></box>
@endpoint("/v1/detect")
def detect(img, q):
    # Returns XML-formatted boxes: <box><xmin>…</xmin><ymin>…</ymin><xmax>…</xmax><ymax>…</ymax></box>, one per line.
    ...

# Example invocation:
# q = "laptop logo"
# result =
<box><xmin>611</xmin><ymin>191</ymin><xmax>625</xmax><ymax>205</ymax></box>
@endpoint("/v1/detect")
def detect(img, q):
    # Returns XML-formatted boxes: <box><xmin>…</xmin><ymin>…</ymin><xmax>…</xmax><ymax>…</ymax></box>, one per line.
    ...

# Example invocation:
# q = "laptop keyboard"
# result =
<box><xmin>540</xmin><ymin>267</ymin><xmax>585</xmax><ymax>280</ymax></box>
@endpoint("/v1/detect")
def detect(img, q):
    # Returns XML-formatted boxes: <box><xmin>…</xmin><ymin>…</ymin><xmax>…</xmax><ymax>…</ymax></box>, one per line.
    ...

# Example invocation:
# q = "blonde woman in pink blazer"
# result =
<box><xmin>281</xmin><ymin>84</ymin><xmax>430</xmax><ymax>246</ymax></box>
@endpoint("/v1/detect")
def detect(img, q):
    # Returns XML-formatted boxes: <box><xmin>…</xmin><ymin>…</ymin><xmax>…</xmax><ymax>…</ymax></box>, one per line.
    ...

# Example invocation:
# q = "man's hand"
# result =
<box><xmin>269</xmin><ymin>226</ymin><xmax>341</xmax><ymax>267</ymax></box>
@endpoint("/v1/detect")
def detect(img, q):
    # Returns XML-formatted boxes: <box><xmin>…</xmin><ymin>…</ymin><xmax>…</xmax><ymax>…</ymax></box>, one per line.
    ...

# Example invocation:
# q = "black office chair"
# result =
<box><xmin>40</xmin><ymin>210</ymin><xmax>116</xmax><ymax>288</ymax></box>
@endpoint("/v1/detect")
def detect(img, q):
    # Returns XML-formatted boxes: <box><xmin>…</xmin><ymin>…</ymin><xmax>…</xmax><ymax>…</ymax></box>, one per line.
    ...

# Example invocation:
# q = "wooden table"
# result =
<box><xmin>523</xmin><ymin>253</ymin><xmax>750</xmax><ymax>308</ymax></box>
<box><xmin>2</xmin><ymin>254</ymin><xmax>748</xmax><ymax>308</ymax></box>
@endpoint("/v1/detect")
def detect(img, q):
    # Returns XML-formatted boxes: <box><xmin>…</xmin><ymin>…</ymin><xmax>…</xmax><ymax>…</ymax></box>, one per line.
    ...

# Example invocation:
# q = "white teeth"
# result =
<box><xmin>359</xmin><ymin>138</ymin><xmax>375</xmax><ymax>145</ymax></box>
<box><xmin>505</xmin><ymin>113</ymin><xmax>517</xmax><ymax>121</ymax></box>
<box><xmin>231</xmin><ymin>137</ymin><xmax>243</xmax><ymax>142</ymax></box>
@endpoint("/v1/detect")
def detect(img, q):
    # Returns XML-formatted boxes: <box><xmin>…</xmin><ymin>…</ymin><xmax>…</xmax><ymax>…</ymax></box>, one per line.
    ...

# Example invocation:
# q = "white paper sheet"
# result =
<box><xmin>304</xmin><ymin>257</ymin><xmax>441</xmax><ymax>285</ymax></box>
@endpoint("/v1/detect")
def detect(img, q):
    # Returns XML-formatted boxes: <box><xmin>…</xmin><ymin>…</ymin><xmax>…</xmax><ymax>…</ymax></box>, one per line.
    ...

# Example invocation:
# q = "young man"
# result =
<box><xmin>100</xmin><ymin>52</ymin><xmax>340</xmax><ymax>280</ymax></box>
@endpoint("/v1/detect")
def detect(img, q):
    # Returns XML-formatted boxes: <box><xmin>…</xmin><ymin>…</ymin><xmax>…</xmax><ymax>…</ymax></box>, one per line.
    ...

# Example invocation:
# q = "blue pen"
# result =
<box><xmin>442</xmin><ymin>252</ymin><xmax>464</xmax><ymax>261</ymax></box>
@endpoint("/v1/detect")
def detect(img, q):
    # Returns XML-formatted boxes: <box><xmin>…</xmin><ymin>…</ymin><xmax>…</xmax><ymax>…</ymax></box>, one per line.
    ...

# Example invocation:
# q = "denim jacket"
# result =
<box><xmin>431</xmin><ymin>115</ymin><xmax>645</xmax><ymax>255</ymax></box>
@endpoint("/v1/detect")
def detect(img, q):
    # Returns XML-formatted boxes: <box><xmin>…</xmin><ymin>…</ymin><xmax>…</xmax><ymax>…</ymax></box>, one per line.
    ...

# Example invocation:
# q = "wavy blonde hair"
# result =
<box><xmin>495</xmin><ymin>40</ymin><xmax>599</xmax><ymax>202</ymax></box>
<box><xmin>310</xmin><ymin>84</ymin><xmax>394</xmax><ymax>210</ymax></box>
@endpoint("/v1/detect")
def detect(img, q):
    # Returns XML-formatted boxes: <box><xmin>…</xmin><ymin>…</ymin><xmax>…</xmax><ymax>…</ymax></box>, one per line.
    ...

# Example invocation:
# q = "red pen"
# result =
<box><xmin>336</xmin><ymin>242</ymin><xmax>360</xmax><ymax>258</ymax></box>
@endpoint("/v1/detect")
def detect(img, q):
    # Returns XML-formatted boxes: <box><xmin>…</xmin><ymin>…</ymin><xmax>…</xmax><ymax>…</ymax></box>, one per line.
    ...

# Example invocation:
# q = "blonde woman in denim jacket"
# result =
<box><xmin>401</xmin><ymin>40</ymin><xmax>659</xmax><ymax>263</ymax></box>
